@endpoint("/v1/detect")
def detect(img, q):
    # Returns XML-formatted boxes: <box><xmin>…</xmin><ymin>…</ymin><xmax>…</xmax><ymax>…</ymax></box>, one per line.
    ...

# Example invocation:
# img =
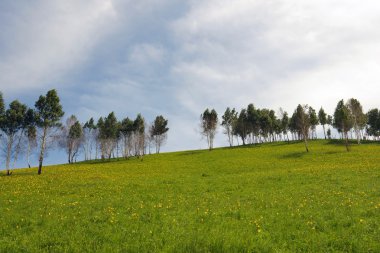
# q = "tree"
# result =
<box><xmin>0</xmin><ymin>100</ymin><xmax>27</xmax><ymax>175</ymax></box>
<box><xmin>247</xmin><ymin>104</ymin><xmax>260</xmax><ymax>143</ymax></box>
<box><xmin>333</xmin><ymin>99</ymin><xmax>353</xmax><ymax>151</ymax></box>
<box><xmin>259</xmin><ymin>109</ymin><xmax>272</xmax><ymax>142</ymax></box>
<box><xmin>83</xmin><ymin>118</ymin><xmax>97</xmax><ymax>161</ymax></box>
<box><xmin>326</xmin><ymin>128</ymin><xmax>332</xmax><ymax>139</ymax></box>
<box><xmin>0</xmin><ymin>92</ymin><xmax>4</xmax><ymax>116</ymax></box>
<box><xmin>26</xmin><ymin>125</ymin><xmax>37</xmax><ymax>168</ymax></box>
<box><xmin>98</xmin><ymin>112</ymin><xmax>119</xmax><ymax>159</ymax></box>
<box><xmin>200</xmin><ymin>109</ymin><xmax>218</xmax><ymax>150</ymax></box>
<box><xmin>327</xmin><ymin>115</ymin><xmax>333</xmax><ymax>126</ymax></box>
<box><xmin>294</xmin><ymin>104</ymin><xmax>311</xmax><ymax>152</ymax></box>
<box><xmin>68</xmin><ymin>121</ymin><xmax>83</xmax><ymax>163</ymax></box>
<box><xmin>133</xmin><ymin>114</ymin><xmax>145</xmax><ymax>157</ymax></box>
<box><xmin>60</xmin><ymin>115</ymin><xmax>83</xmax><ymax>163</ymax></box>
<box><xmin>221</xmin><ymin>107</ymin><xmax>237</xmax><ymax>147</ymax></box>
<box><xmin>318</xmin><ymin>107</ymin><xmax>327</xmax><ymax>139</ymax></box>
<box><xmin>120</xmin><ymin>117</ymin><xmax>135</xmax><ymax>158</ymax></box>
<box><xmin>234</xmin><ymin>109</ymin><xmax>248</xmax><ymax>145</ymax></box>
<box><xmin>150</xmin><ymin>115</ymin><xmax>169</xmax><ymax>154</ymax></box>
<box><xmin>367</xmin><ymin>109</ymin><xmax>380</xmax><ymax>140</ymax></box>
<box><xmin>35</xmin><ymin>89</ymin><xmax>64</xmax><ymax>175</ymax></box>
<box><xmin>279</xmin><ymin>109</ymin><xmax>290</xmax><ymax>142</ymax></box>
<box><xmin>347</xmin><ymin>98</ymin><xmax>366</xmax><ymax>144</ymax></box>
<box><xmin>309</xmin><ymin>107</ymin><xmax>319</xmax><ymax>139</ymax></box>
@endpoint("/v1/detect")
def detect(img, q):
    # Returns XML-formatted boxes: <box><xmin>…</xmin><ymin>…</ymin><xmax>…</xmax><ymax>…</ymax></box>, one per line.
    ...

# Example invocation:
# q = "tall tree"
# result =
<box><xmin>347</xmin><ymin>98</ymin><xmax>366</xmax><ymax>144</ymax></box>
<box><xmin>12</xmin><ymin>108</ymin><xmax>35</xmax><ymax>170</ymax></box>
<box><xmin>35</xmin><ymin>89</ymin><xmax>64</xmax><ymax>174</ymax></box>
<box><xmin>294</xmin><ymin>104</ymin><xmax>311</xmax><ymax>152</ymax></box>
<box><xmin>367</xmin><ymin>109</ymin><xmax>380</xmax><ymax>140</ymax></box>
<box><xmin>98</xmin><ymin>112</ymin><xmax>119</xmax><ymax>159</ymax></box>
<box><xmin>318</xmin><ymin>107</ymin><xmax>327</xmax><ymax>139</ymax></box>
<box><xmin>150</xmin><ymin>115</ymin><xmax>169</xmax><ymax>154</ymax></box>
<box><xmin>200</xmin><ymin>109</ymin><xmax>218</xmax><ymax>150</ymax></box>
<box><xmin>0</xmin><ymin>100</ymin><xmax>27</xmax><ymax>175</ymax></box>
<box><xmin>68</xmin><ymin>121</ymin><xmax>83</xmax><ymax>163</ymax></box>
<box><xmin>26</xmin><ymin>125</ymin><xmax>37</xmax><ymax>168</ymax></box>
<box><xmin>259</xmin><ymin>109</ymin><xmax>272</xmax><ymax>142</ymax></box>
<box><xmin>83</xmin><ymin>118</ymin><xmax>96</xmax><ymax>161</ymax></box>
<box><xmin>133</xmin><ymin>114</ymin><xmax>145</xmax><ymax>157</ymax></box>
<box><xmin>280</xmin><ymin>109</ymin><xmax>290</xmax><ymax>142</ymax></box>
<box><xmin>221</xmin><ymin>107</ymin><xmax>237</xmax><ymax>147</ymax></box>
<box><xmin>309</xmin><ymin>107</ymin><xmax>319</xmax><ymax>139</ymax></box>
<box><xmin>247</xmin><ymin>104</ymin><xmax>260</xmax><ymax>143</ymax></box>
<box><xmin>120</xmin><ymin>117</ymin><xmax>135</xmax><ymax>158</ymax></box>
<box><xmin>60</xmin><ymin>115</ymin><xmax>83</xmax><ymax>163</ymax></box>
<box><xmin>234</xmin><ymin>109</ymin><xmax>248</xmax><ymax>145</ymax></box>
<box><xmin>333</xmin><ymin>99</ymin><xmax>353</xmax><ymax>151</ymax></box>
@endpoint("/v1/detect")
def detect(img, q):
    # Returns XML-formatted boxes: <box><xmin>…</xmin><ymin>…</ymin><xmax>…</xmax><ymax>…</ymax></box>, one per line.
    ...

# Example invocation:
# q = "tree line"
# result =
<box><xmin>0</xmin><ymin>90</ymin><xmax>169</xmax><ymax>175</ymax></box>
<box><xmin>201</xmin><ymin>98</ymin><xmax>380</xmax><ymax>152</ymax></box>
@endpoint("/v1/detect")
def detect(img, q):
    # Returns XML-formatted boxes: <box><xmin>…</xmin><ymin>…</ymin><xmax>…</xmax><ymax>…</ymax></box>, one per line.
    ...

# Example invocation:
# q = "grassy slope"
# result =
<box><xmin>0</xmin><ymin>140</ymin><xmax>379</xmax><ymax>252</ymax></box>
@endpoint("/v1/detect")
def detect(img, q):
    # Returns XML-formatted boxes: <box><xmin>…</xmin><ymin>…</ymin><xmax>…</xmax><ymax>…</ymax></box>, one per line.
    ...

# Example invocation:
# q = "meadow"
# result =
<box><xmin>0</xmin><ymin>140</ymin><xmax>379</xmax><ymax>252</ymax></box>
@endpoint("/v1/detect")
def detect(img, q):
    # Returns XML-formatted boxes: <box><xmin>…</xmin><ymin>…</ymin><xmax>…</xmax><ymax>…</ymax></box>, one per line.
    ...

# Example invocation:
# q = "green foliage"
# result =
<box><xmin>293</xmin><ymin>104</ymin><xmax>311</xmax><ymax>152</ymax></box>
<box><xmin>134</xmin><ymin>114</ymin><xmax>145</xmax><ymax>135</ymax></box>
<box><xmin>280</xmin><ymin>111</ymin><xmax>289</xmax><ymax>135</ymax></box>
<box><xmin>35</xmin><ymin>89</ymin><xmax>64</xmax><ymax>128</ymax></box>
<box><xmin>84</xmin><ymin>117</ymin><xmax>96</xmax><ymax>130</ymax></box>
<box><xmin>235</xmin><ymin>109</ymin><xmax>249</xmax><ymax>145</ymax></box>
<box><xmin>333</xmin><ymin>100</ymin><xmax>353</xmax><ymax>134</ymax></box>
<box><xmin>318</xmin><ymin>107</ymin><xmax>327</xmax><ymax>126</ymax></box>
<box><xmin>34</xmin><ymin>89</ymin><xmax>64</xmax><ymax>174</ymax></box>
<box><xmin>151</xmin><ymin>116</ymin><xmax>169</xmax><ymax>137</ymax></box>
<box><xmin>69</xmin><ymin>121</ymin><xmax>83</xmax><ymax>140</ymax></box>
<box><xmin>120</xmin><ymin>117</ymin><xmax>135</xmax><ymax>137</ymax></box>
<box><xmin>200</xmin><ymin>109</ymin><xmax>218</xmax><ymax>150</ymax></box>
<box><xmin>309</xmin><ymin>107</ymin><xmax>319</xmax><ymax>127</ymax></box>
<box><xmin>0</xmin><ymin>100</ymin><xmax>27</xmax><ymax>135</ymax></box>
<box><xmin>327</xmin><ymin>115</ymin><xmax>333</xmax><ymax>125</ymax></box>
<box><xmin>367</xmin><ymin>109</ymin><xmax>380</xmax><ymax>137</ymax></box>
<box><xmin>0</xmin><ymin>91</ymin><xmax>4</xmax><ymax>119</ymax></box>
<box><xmin>221</xmin><ymin>107</ymin><xmax>237</xmax><ymax>147</ymax></box>
<box><xmin>327</xmin><ymin>128</ymin><xmax>332</xmax><ymax>139</ymax></box>
<box><xmin>0</xmin><ymin>141</ymin><xmax>379</xmax><ymax>252</ymax></box>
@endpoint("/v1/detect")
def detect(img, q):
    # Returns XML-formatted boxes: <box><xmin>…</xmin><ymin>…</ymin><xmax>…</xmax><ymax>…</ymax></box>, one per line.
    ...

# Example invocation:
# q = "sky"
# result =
<box><xmin>1</xmin><ymin>0</ymin><xmax>380</xmax><ymax>166</ymax></box>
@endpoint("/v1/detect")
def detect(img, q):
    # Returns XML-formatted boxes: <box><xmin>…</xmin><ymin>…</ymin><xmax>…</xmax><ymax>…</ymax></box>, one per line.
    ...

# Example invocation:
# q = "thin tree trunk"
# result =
<box><xmin>38</xmin><ymin>127</ymin><xmax>47</xmax><ymax>175</ymax></box>
<box><xmin>345</xmin><ymin>131</ymin><xmax>350</xmax><ymax>152</ymax></box>
<box><xmin>27</xmin><ymin>141</ymin><xmax>31</xmax><ymax>168</ymax></box>
<box><xmin>5</xmin><ymin>135</ymin><xmax>14</xmax><ymax>176</ymax></box>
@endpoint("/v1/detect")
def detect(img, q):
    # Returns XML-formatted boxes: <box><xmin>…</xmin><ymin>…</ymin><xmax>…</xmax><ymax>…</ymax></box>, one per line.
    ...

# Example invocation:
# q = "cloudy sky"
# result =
<box><xmin>1</xmin><ymin>0</ymin><xmax>380</xmax><ymax>164</ymax></box>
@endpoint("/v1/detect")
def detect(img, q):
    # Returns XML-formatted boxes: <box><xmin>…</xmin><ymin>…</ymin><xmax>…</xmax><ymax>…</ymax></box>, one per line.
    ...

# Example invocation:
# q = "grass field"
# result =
<box><xmin>0</xmin><ymin>140</ymin><xmax>379</xmax><ymax>252</ymax></box>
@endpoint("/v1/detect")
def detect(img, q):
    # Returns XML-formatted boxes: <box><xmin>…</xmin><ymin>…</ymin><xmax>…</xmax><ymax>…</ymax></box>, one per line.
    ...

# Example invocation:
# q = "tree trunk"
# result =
<box><xmin>27</xmin><ymin>141</ymin><xmax>31</xmax><ymax>168</ymax></box>
<box><xmin>304</xmin><ymin>137</ymin><xmax>309</xmax><ymax>152</ymax></box>
<box><xmin>38</xmin><ymin>127</ymin><xmax>48</xmax><ymax>175</ymax></box>
<box><xmin>5</xmin><ymin>135</ymin><xmax>14</xmax><ymax>175</ymax></box>
<box><xmin>344</xmin><ymin>131</ymin><xmax>350</xmax><ymax>152</ymax></box>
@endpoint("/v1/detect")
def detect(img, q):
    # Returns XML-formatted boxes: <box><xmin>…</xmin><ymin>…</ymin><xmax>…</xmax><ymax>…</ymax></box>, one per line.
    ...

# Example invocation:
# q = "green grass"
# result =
<box><xmin>1</xmin><ymin>140</ymin><xmax>379</xmax><ymax>252</ymax></box>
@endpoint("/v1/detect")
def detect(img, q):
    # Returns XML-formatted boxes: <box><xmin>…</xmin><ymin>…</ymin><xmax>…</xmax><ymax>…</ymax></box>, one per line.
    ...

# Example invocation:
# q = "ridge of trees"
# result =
<box><xmin>0</xmin><ymin>90</ymin><xmax>169</xmax><ymax>175</ymax></box>
<box><xmin>1</xmin><ymin>89</ymin><xmax>379</xmax><ymax>175</ymax></box>
<box><xmin>205</xmin><ymin>97</ymin><xmax>379</xmax><ymax>151</ymax></box>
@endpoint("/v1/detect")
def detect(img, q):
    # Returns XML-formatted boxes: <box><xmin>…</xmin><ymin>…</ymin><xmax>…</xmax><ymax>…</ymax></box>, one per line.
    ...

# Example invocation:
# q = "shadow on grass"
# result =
<box><xmin>177</xmin><ymin>150</ymin><xmax>204</xmax><ymax>156</ymax></box>
<box><xmin>324</xmin><ymin>139</ymin><xmax>380</xmax><ymax>146</ymax></box>
<box><xmin>0</xmin><ymin>170</ymin><xmax>37</xmax><ymax>178</ymax></box>
<box><xmin>279</xmin><ymin>152</ymin><xmax>307</xmax><ymax>159</ymax></box>
<box><xmin>77</xmin><ymin>156</ymin><xmax>141</xmax><ymax>165</ymax></box>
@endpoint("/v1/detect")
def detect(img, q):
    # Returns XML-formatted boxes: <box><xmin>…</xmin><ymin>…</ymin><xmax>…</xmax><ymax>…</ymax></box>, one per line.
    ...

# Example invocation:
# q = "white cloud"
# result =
<box><xmin>171</xmin><ymin>0</ymin><xmax>380</xmax><ymax>116</ymax></box>
<box><xmin>0</xmin><ymin>0</ymin><xmax>117</xmax><ymax>94</ymax></box>
<box><xmin>1</xmin><ymin>0</ymin><xmax>380</xmax><ymax>156</ymax></box>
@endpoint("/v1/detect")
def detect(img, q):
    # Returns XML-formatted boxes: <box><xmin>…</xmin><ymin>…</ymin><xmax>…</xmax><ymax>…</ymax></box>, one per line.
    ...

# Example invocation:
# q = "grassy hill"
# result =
<box><xmin>0</xmin><ymin>140</ymin><xmax>379</xmax><ymax>252</ymax></box>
